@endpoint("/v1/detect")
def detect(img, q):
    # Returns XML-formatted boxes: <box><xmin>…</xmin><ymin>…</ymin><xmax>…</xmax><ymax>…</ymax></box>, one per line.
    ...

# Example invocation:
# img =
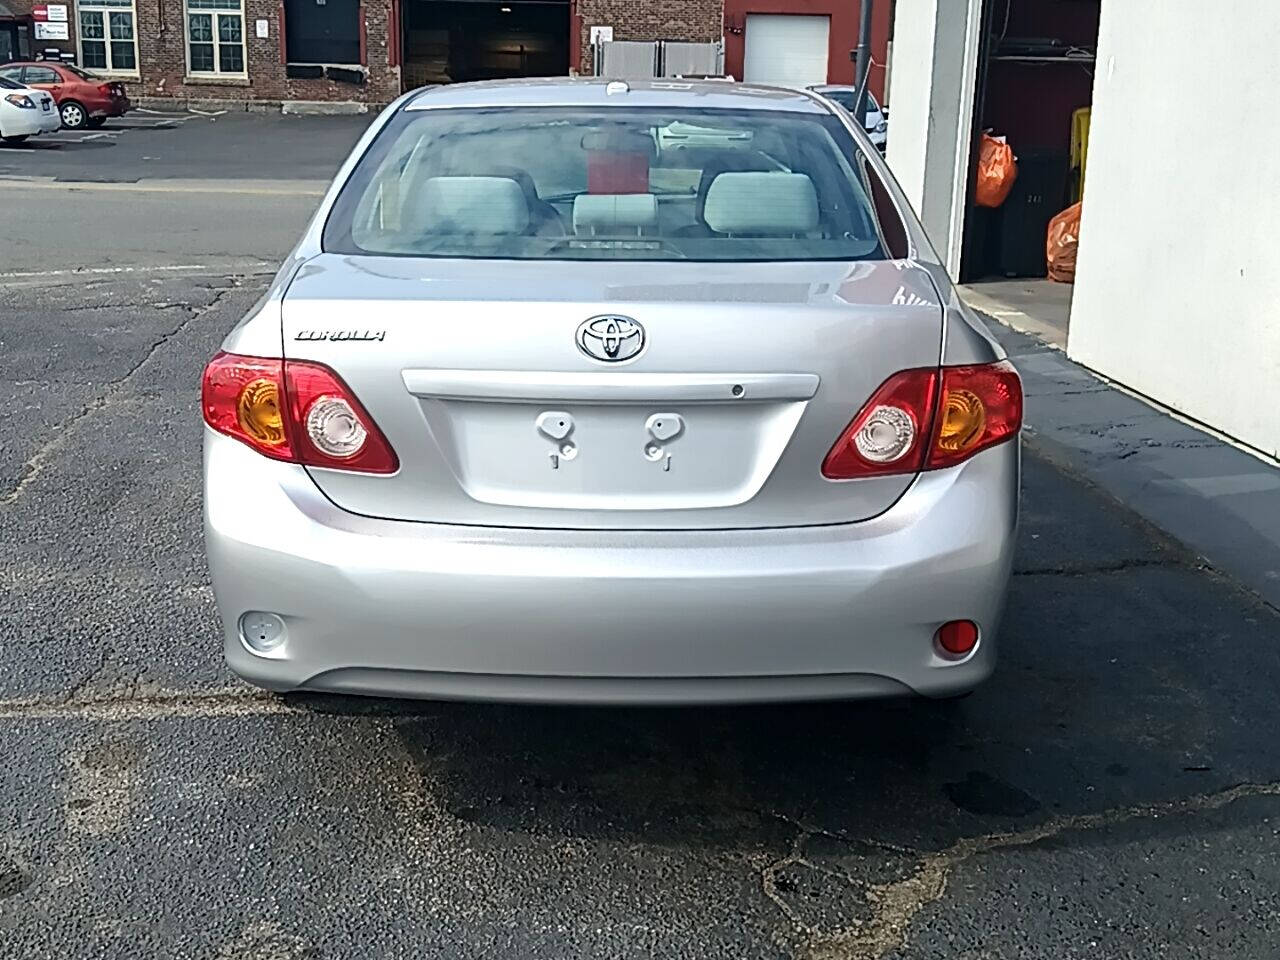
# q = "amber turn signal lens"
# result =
<box><xmin>936</xmin><ymin>388</ymin><xmax>986</xmax><ymax>453</ymax></box>
<box><xmin>236</xmin><ymin>377</ymin><xmax>286</xmax><ymax>446</ymax></box>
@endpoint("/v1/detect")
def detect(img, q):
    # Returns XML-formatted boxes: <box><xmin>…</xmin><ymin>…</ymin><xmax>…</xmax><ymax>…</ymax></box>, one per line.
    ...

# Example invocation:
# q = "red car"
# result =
<box><xmin>0</xmin><ymin>62</ymin><xmax>130</xmax><ymax>130</ymax></box>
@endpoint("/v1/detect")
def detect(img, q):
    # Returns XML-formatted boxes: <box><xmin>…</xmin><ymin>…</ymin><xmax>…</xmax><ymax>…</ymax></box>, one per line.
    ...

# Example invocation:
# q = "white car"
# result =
<box><xmin>808</xmin><ymin>84</ymin><xmax>889</xmax><ymax>152</ymax></box>
<box><xmin>0</xmin><ymin>75</ymin><xmax>60</xmax><ymax>144</ymax></box>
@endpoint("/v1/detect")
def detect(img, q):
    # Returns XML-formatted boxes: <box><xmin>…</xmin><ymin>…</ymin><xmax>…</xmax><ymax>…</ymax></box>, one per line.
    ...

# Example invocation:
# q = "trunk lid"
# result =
<box><xmin>281</xmin><ymin>254</ymin><xmax>943</xmax><ymax>529</ymax></box>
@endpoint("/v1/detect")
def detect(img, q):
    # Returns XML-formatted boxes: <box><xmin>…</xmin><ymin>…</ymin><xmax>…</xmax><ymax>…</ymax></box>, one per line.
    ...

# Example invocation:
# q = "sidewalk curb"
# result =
<box><xmin>131</xmin><ymin>95</ymin><xmax>387</xmax><ymax>115</ymax></box>
<box><xmin>987</xmin><ymin>318</ymin><xmax>1280</xmax><ymax>611</ymax></box>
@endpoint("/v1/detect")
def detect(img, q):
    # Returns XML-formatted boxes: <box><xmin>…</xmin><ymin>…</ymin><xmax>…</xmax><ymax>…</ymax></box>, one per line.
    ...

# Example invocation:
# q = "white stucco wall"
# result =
<box><xmin>884</xmin><ymin>0</ymin><xmax>984</xmax><ymax>274</ymax></box>
<box><xmin>1068</xmin><ymin>1</ymin><xmax>1280</xmax><ymax>459</ymax></box>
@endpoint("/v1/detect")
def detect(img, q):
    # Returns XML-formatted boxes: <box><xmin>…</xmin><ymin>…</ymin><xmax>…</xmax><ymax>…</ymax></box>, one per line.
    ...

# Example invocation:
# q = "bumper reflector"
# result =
<box><xmin>936</xmin><ymin>620</ymin><xmax>979</xmax><ymax>657</ymax></box>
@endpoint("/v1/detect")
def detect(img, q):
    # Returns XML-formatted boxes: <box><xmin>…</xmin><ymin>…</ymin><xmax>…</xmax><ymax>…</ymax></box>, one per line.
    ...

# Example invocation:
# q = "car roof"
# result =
<box><xmin>405</xmin><ymin>78</ymin><xmax>831</xmax><ymax>114</ymax></box>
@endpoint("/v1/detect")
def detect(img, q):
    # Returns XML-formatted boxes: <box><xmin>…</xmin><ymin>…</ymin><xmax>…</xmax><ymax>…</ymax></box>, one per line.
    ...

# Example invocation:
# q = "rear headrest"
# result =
<box><xmin>477</xmin><ymin>166</ymin><xmax>541</xmax><ymax>205</ymax></box>
<box><xmin>573</xmin><ymin>194</ymin><xmax>659</xmax><ymax>235</ymax></box>
<box><xmin>702</xmin><ymin>172</ymin><xmax>819</xmax><ymax>236</ymax></box>
<box><xmin>418</xmin><ymin>176</ymin><xmax>530</xmax><ymax>235</ymax></box>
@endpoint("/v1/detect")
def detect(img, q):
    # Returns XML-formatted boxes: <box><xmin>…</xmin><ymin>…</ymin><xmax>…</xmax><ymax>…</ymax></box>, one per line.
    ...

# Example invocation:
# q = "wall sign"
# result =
<box><xmin>590</xmin><ymin>26</ymin><xmax>614</xmax><ymax>45</ymax></box>
<box><xmin>255</xmin><ymin>18</ymin><xmax>269</xmax><ymax>38</ymax></box>
<box><xmin>34</xmin><ymin>21</ymin><xmax>69</xmax><ymax>39</ymax></box>
<box><xmin>47</xmin><ymin>4</ymin><xmax>68</xmax><ymax>21</ymax></box>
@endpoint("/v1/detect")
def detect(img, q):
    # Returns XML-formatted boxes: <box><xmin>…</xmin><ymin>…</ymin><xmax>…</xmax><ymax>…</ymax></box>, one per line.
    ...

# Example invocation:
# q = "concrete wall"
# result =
<box><xmin>883</xmin><ymin>0</ymin><xmax>983</xmax><ymax>273</ymax></box>
<box><xmin>1068</xmin><ymin>0</ymin><xmax>1280</xmax><ymax>459</ymax></box>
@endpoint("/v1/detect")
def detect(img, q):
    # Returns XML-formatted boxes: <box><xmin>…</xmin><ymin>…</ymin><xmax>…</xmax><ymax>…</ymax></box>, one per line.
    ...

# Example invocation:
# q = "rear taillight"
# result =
<box><xmin>98</xmin><ymin>83</ymin><xmax>112</xmax><ymax>95</ymax></box>
<box><xmin>201</xmin><ymin>352</ymin><xmax>398</xmax><ymax>474</ymax></box>
<box><xmin>927</xmin><ymin>361</ymin><xmax>1023</xmax><ymax>469</ymax></box>
<box><xmin>822</xmin><ymin>368</ymin><xmax>938</xmax><ymax>478</ymax></box>
<box><xmin>822</xmin><ymin>360</ymin><xmax>1021</xmax><ymax>479</ymax></box>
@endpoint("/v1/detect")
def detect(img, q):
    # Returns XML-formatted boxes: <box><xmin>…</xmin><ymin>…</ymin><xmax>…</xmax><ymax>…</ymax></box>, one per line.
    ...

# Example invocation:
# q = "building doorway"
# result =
<box><xmin>401</xmin><ymin>0</ymin><xmax>569</xmax><ymax>89</ymax></box>
<box><xmin>960</xmin><ymin>0</ymin><xmax>1100</xmax><ymax>288</ymax></box>
<box><xmin>742</xmin><ymin>14</ymin><xmax>830</xmax><ymax>88</ymax></box>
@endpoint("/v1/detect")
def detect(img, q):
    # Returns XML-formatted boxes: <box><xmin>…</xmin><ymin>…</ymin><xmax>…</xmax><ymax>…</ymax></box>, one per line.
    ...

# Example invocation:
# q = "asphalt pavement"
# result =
<box><xmin>2</xmin><ymin>115</ymin><xmax>1280</xmax><ymax>959</ymax></box>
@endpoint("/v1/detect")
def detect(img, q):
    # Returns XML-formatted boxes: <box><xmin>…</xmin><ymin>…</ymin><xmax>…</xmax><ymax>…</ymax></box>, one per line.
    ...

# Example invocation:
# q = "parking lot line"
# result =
<box><xmin>0</xmin><ymin>263</ymin><xmax>272</xmax><ymax>282</ymax></box>
<box><xmin>0</xmin><ymin>177</ymin><xmax>326</xmax><ymax>196</ymax></box>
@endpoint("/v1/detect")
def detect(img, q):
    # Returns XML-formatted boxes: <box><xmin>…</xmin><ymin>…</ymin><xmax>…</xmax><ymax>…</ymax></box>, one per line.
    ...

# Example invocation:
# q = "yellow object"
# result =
<box><xmin>1070</xmin><ymin>107</ymin><xmax>1091</xmax><ymax>201</ymax></box>
<box><xmin>237</xmin><ymin>379</ymin><xmax>286</xmax><ymax>446</ymax></box>
<box><xmin>937</xmin><ymin>389</ymin><xmax>986</xmax><ymax>453</ymax></box>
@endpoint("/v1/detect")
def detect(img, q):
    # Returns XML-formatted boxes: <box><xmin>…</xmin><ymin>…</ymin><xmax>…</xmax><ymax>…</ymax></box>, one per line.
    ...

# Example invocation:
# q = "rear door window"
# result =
<box><xmin>22</xmin><ymin>66</ymin><xmax>60</xmax><ymax>85</ymax></box>
<box><xmin>324</xmin><ymin>106</ymin><xmax>899</xmax><ymax>263</ymax></box>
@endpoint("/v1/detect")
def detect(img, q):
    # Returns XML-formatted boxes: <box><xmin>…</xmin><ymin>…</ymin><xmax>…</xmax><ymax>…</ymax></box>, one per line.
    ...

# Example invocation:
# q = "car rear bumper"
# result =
<box><xmin>88</xmin><ymin>98</ymin><xmax>130</xmax><ymax>118</ymax></box>
<box><xmin>2</xmin><ymin>109</ymin><xmax>57</xmax><ymax>136</ymax></box>
<box><xmin>205</xmin><ymin>429</ymin><xmax>1019</xmax><ymax>704</ymax></box>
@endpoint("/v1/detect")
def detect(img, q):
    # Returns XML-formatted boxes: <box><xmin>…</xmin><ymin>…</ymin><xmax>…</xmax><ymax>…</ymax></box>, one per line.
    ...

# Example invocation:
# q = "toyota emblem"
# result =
<box><xmin>576</xmin><ymin>315</ymin><xmax>645</xmax><ymax>363</ymax></box>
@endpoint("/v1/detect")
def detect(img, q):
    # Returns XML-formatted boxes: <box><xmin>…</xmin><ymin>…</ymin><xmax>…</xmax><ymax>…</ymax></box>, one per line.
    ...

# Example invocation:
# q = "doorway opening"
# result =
<box><xmin>958</xmin><ymin>0</ymin><xmax>1100</xmax><ymax>348</ymax></box>
<box><xmin>401</xmin><ymin>0</ymin><xmax>570</xmax><ymax>89</ymax></box>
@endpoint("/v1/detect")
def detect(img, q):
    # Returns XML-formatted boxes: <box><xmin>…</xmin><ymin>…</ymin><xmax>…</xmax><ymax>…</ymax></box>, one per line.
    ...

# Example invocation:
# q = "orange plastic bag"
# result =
<box><xmin>975</xmin><ymin>133</ymin><xmax>1017</xmax><ymax>208</ymax></box>
<box><xmin>1046</xmin><ymin>202</ymin><xmax>1082</xmax><ymax>283</ymax></box>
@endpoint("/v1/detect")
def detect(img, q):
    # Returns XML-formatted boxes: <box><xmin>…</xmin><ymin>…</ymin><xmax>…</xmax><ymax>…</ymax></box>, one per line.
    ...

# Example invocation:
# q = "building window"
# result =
<box><xmin>285</xmin><ymin>0</ymin><xmax>360</xmax><ymax>65</ymax></box>
<box><xmin>187</xmin><ymin>0</ymin><xmax>246</xmax><ymax>76</ymax></box>
<box><xmin>78</xmin><ymin>0</ymin><xmax>138</xmax><ymax>73</ymax></box>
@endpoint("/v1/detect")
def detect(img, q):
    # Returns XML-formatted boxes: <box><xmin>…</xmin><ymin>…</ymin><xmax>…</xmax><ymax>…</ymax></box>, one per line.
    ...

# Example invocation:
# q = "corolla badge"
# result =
<box><xmin>576</xmin><ymin>315</ymin><xmax>645</xmax><ymax>363</ymax></box>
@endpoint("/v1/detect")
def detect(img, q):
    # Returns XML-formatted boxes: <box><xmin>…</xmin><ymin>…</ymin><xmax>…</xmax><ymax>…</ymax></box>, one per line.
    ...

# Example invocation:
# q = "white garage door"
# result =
<box><xmin>743</xmin><ymin>14</ymin><xmax>831</xmax><ymax>88</ymax></box>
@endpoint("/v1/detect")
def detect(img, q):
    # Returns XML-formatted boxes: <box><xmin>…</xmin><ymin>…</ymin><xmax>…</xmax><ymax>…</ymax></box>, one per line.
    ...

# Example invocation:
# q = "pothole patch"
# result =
<box><xmin>0</xmin><ymin>855</ymin><xmax>32</xmax><ymax>900</ymax></box>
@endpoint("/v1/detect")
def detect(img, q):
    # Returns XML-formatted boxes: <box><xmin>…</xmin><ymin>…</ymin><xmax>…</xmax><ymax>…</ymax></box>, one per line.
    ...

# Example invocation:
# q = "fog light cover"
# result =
<box><xmin>239</xmin><ymin>611</ymin><xmax>287</xmax><ymax>653</ymax></box>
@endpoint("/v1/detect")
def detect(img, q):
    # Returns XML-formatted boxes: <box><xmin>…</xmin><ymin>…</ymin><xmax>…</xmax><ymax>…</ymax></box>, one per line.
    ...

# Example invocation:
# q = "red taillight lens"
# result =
<box><xmin>822</xmin><ymin>368</ymin><xmax>938</xmax><ymax>479</ymax></box>
<box><xmin>201</xmin><ymin>353</ymin><xmax>294</xmax><ymax>462</ymax></box>
<box><xmin>201</xmin><ymin>352</ymin><xmax>398</xmax><ymax>474</ymax></box>
<box><xmin>926</xmin><ymin>360</ymin><xmax>1022</xmax><ymax>469</ymax></box>
<box><xmin>823</xmin><ymin>360</ymin><xmax>1021</xmax><ymax>479</ymax></box>
<box><xmin>284</xmin><ymin>359</ymin><xmax>399</xmax><ymax>473</ymax></box>
<box><xmin>98</xmin><ymin>83</ymin><xmax>112</xmax><ymax>95</ymax></box>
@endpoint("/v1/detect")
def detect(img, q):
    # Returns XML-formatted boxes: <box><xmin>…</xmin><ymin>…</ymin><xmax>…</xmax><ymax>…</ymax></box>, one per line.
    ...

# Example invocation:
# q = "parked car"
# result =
<box><xmin>809</xmin><ymin>84</ymin><xmax>889</xmax><ymax>152</ymax></box>
<box><xmin>0</xmin><ymin>62</ymin><xmax>129</xmax><ymax>130</ymax></box>
<box><xmin>202</xmin><ymin>78</ymin><xmax>1021</xmax><ymax>705</ymax></box>
<box><xmin>0</xmin><ymin>75</ymin><xmax>60</xmax><ymax>143</ymax></box>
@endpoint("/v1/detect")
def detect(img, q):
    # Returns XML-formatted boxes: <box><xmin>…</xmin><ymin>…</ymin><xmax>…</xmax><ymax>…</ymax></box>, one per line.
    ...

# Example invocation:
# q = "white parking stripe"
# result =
<box><xmin>0</xmin><ymin>177</ymin><xmax>326</xmax><ymax>196</ymax></box>
<box><xmin>0</xmin><ymin>262</ymin><xmax>273</xmax><ymax>282</ymax></box>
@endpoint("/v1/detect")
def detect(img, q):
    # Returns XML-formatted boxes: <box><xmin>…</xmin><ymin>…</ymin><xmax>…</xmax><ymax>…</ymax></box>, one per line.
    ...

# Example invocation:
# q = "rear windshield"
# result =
<box><xmin>323</xmin><ymin>106</ymin><xmax>894</xmax><ymax>262</ymax></box>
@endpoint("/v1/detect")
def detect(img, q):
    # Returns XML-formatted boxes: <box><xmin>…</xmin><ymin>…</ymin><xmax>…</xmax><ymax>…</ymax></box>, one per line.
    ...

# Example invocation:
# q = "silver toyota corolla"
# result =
<box><xmin>202</xmin><ymin>78</ymin><xmax>1021</xmax><ymax>705</ymax></box>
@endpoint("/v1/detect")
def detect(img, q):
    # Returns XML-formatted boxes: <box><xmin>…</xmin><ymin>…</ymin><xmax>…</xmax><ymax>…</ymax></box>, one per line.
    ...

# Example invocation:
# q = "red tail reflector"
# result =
<box><xmin>823</xmin><ymin>360</ymin><xmax>1021</xmax><ymax>479</ymax></box>
<box><xmin>201</xmin><ymin>352</ymin><xmax>398</xmax><ymax>474</ymax></box>
<box><xmin>936</xmin><ymin>620</ymin><xmax>979</xmax><ymax>656</ymax></box>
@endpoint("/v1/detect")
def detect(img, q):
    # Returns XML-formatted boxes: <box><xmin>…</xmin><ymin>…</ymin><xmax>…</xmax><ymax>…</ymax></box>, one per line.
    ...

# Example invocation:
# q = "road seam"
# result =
<box><xmin>765</xmin><ymin>780</ymin><xmax>1280</xmax><ymax>960</ymax></box>
<box><xmin>0</xmin><ymin>688</ymin><xmax>294</xmax><ymax>720</ymax></box>
<box><xmin>0</xmin><ymin>282</ymin><xmax>240</xmax><ymax>508</ymax></box>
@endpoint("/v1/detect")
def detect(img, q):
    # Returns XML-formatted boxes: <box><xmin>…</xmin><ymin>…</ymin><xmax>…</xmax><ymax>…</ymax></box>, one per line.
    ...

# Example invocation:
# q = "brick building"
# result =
<box><xmin>5</xmin><ymin>0</ymin><xmax>887</xmax><ymax>109</ymax></box>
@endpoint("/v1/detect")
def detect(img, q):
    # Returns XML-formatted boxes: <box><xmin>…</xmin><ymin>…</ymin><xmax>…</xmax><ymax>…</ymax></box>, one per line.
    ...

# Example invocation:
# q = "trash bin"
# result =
<box><xmin>996</xmin><ymin>149</ymin><xmax>1069</xmax><ymax>278</ymax></box>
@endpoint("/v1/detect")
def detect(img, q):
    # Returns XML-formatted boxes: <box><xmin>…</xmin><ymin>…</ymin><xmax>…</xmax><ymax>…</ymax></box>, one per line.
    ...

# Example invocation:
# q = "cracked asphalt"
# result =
<box><xmin>3</xmin><ymin>116</ymin><xmax>1280</xmax><ymax>959</ymax></box>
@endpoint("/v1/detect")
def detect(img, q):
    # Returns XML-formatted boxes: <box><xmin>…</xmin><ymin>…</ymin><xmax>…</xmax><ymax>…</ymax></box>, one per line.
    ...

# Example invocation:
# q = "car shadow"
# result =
<box><xmin>0</xmin><ymin>138</ymin><xmax>115</xmax><ymax>153</ymax></box>
<box><xmin>293</xmin><ymin>452</ymin><xmax>1280</xmax><ymax>862</ymax></box>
